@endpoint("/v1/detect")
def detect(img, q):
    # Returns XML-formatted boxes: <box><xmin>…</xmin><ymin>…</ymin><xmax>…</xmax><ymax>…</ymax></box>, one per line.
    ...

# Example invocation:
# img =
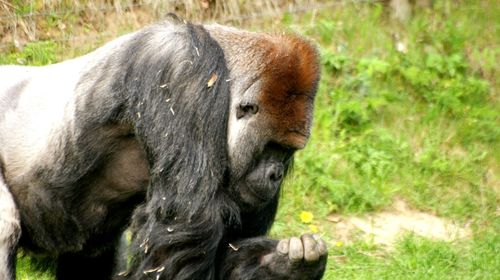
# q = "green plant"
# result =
<box><xmin>0</xmin><ymin>41</ymin><xmax>57</xmax><ymax>66</ymax></box>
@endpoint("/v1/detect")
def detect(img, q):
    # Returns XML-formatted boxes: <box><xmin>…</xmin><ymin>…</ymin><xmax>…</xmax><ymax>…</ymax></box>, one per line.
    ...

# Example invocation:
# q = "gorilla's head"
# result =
<box><xmin>210</xmin><ymin>30</ymin><xmax>320</xmax><ymax>210</ymax></box>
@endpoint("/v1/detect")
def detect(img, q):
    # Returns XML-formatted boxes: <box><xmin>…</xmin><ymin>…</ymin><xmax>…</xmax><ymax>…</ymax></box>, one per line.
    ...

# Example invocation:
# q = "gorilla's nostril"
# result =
<box><xmin>269</xmin><ymin>165</ymin><xmax>284</xmax><ymax>182</ymax></box>
<box><xmin>270</xmin><ymin>172</ymin><xmax>282</xmax><ymax>182</ymax></box>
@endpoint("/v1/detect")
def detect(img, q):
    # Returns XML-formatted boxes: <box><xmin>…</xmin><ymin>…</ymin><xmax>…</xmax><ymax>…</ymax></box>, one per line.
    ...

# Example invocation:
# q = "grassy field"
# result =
<box><xmin>2</xmin><ymin>1</ymin><xmax>499</xmax><ymax>279</ymax></box>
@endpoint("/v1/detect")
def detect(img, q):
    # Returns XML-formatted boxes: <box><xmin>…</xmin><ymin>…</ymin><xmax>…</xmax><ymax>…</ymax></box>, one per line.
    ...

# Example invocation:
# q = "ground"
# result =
<box><xmin>330</xmin><ymin>199</ymin><xmax>470</xmax><ymax>248</ymax></box>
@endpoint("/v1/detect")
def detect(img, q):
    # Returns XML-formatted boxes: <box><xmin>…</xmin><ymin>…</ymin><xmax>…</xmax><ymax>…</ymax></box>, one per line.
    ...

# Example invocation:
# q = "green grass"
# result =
<box><xmin>15</xmin><ymin>255</ymin><xmax>55</xmax><ymax>280</ymax></box>
<box><xmin>323</xmin><ymin>230</ymin><xmax>500</xmax><ymax>280</ymax></box>
<box><xmin>2</xmin><ymin>0</ymin><xmax>499</xmax><ymax>279</ymax></box>
<box><xmin>0</xmin><ymin>41</ymin><xmax>57</xmax><ymax>65</ymax></box>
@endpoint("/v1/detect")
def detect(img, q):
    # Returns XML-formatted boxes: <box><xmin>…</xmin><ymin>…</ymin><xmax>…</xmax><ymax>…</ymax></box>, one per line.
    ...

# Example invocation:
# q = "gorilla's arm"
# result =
<box><xmin>112</xmin><ymin>18</ymin><xmax>234</xmax><ymax>279</ymax></box>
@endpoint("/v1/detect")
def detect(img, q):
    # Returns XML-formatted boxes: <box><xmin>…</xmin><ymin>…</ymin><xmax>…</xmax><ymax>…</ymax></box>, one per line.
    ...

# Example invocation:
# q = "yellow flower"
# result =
<box><xmin>308</xmin><ymin>224</ymin><xmax>319</xmax><ymax>233</ymax></box>
<box><xmin>299</xmin><ymin>211</ymin><xmax>314</xmax><ymax>224</ymax></box>
<box><xmin>335</xmin><ymin>241</ymin><xmax>344</xmax><ymax>247</ymax></box>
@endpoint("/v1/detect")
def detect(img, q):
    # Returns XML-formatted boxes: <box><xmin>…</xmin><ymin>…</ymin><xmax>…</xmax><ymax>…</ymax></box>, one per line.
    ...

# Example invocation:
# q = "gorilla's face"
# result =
<box><xmin>208</xmin><ymin>25</ymin><xmax>320</xmax><ymax>211</ymax></box>
<box><xmin>227</xmin><ymin>72</ymin><xmax>317</xmax><ymax>210</ymax></box>
<box><xmin>214</xmin><ymin>32</ymin><xmax>320</xmax><ymax>210</ymax></box>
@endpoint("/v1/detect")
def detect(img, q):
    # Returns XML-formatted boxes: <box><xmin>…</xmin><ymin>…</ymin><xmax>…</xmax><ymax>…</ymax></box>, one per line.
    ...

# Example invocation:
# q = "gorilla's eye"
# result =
<box><xmin>236</xmin><ymin>102</ymin><xmax>259</xmax><ymax>119</ymax></box>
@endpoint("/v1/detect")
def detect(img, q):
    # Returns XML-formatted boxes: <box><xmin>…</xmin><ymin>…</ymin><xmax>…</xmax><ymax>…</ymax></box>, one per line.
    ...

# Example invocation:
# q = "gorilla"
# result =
<box><xmin>0</xmin><ymin>15</ymin><xmax>326</xmax><ymax>279</ymax></box>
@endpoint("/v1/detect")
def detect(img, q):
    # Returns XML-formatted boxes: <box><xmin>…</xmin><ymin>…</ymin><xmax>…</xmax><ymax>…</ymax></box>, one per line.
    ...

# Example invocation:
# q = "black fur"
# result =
<box><xmin>117</xmin><ymin>20</ymin><xmax>237</xmax><ymax>280</ymax></box>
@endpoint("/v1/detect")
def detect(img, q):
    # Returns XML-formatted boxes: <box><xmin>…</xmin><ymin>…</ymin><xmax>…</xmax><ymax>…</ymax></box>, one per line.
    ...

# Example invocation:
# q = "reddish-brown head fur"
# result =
<box><xmin>258</xmin><ymin>35</ymin><xmax>320</xmax><ymax>149</ymax></box>
<box><xmin>206</xmin><ymin>24</ymin><xmax>320</xmax><ymax>169</ymax></box>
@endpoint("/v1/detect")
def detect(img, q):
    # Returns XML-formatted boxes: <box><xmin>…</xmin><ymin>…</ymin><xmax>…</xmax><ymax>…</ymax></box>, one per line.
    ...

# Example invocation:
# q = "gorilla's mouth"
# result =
<box><xmin>239</xmin><ymin>181</ymin><xmax>279</xmax><ymax>207</ymax></box>
<box><xmin>247</xmin><ymin>185</ymin><xmax>269</xmax><ymax>202</ymax></box>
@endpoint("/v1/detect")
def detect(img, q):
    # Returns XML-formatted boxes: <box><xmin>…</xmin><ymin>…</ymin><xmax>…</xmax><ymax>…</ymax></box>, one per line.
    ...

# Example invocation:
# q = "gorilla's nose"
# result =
<box><xmin>267</xmin><ymin>163</ymin><xmax>284</xmax><ymax>183</ymax></box>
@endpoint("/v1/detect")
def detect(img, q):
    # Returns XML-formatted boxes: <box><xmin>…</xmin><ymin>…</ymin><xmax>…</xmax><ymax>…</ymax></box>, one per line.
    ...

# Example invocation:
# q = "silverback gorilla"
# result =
<box><xmin>0</xmin><ymin>15</ymin><xmax>326</xmax><ymax>279</ymax></box>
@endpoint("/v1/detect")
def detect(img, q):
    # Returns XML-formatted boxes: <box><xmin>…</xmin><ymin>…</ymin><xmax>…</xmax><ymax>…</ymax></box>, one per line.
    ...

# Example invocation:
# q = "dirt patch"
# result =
<box><xmin>328</xmin><ymin>199</ymin><xmax>471</xmax><ymax>248</ymax></box>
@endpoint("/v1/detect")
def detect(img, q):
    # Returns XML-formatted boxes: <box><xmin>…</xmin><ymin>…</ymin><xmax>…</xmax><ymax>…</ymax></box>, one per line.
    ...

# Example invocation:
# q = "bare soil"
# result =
<box><xmin>328</xmin><ymin>199</ymin><xmax>471</xmax><ymax>248</ymax></box>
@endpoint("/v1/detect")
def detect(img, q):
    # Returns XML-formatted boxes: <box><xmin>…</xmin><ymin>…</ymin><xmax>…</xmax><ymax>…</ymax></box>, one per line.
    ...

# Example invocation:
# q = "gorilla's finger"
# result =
<box><xmin>301</xmin><ymin>234</ymin><xmax>320</xmax><ymax>262</ymax></box>
<box><xmin>277</xmin><ymin>239</ymin><xmax>290</xmax><ymax>255</ymax></box>
<box><xmin>317</xmin><ymin>238</ymin><xmax>328</xmax><ymax>256</ymax></box>
<box><xmin>288</xmin><ymin>237</ymin><xmax>304</xmax><ymax>261</ymax></box>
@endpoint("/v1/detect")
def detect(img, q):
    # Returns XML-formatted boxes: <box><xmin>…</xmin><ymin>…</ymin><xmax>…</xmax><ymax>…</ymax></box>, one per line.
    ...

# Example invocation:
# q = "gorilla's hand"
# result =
<box><xmin>261</xmin><ymin>234</ymin><xmax>328</xmax><ymax>280</ymax></box>
<box><xmin>221</xmin><ymin>234</ymin><xmax>327</xmax><ymax>280</ymax></box>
